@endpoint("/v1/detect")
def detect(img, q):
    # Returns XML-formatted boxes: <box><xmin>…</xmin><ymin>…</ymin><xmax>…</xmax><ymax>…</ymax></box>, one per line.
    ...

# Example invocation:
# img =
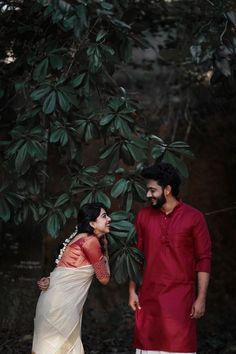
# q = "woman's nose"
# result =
<box><xmin>147</xmin><ymin>190</ymin><xmax>151</xmax><ymax>197</ymax></box>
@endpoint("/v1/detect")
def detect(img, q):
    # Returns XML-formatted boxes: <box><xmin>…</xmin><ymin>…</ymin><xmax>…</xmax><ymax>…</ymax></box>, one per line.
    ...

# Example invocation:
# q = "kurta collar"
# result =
<box><xmin>160</xmin><ymin>199</ymin><xmax>183</xmax><ymax>216</ymax></box>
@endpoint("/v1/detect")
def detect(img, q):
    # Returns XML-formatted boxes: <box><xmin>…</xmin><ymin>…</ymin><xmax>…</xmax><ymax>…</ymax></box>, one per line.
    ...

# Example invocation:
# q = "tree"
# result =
<box><xmin>2</xmin><ymin>0</ymin><xmax>235</xmax><ymax>283</ymax></box>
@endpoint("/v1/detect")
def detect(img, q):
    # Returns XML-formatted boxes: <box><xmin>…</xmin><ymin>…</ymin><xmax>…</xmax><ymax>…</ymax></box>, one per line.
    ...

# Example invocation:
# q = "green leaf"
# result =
<box><xmin>99</xmin><ymin>143</ymin><xmax>117</xmax><ymax>160</ymax></box>
<box><xmin>57</xmin><ymin>90</ymin><xmax>71</xmax><ymax>112</ymax></box>
<box><xmin>127</xmin><ymin>143</ymin><xmax>145</xmax><ymax>162</ymax></box>
<box><xmin>46</xmin><ymin>213</ymin><xmax>61</xmax><ymax>237</ymax></box>
<box><xmin>71</xmin><ymin>73</ymin><xmax>86</xmax><ymax>88</ymax></box>
<box><xmin>110</xmin><ymin>210</ymin><xmax>129</xmax><ymax>221</ymax></box>
<box><xmin>169</xmin><ymin>141</ymin><xmax>190</xmax><ymax>148</ymax></box>
<box><xmin>126</xmin><ymin>191</ymin><xmax>133</xmax><ymax>212</ymax></box>
<box><xmin>49</xmin><ymin>54</ymin><xmax>63</xmax><ymax>70</ymax></box>
<box><xmin>101</xmin><ymin>45</ymin><xmax>115</xmax><ymax>56</ymax></box>
<box><xmin>50</xmin><ymin>128</ymin><xmax>68</xmax><ymax>146</ymax></box>
<box><xmin>120</xmin><ymin>144</ymin><xmax>134</xmax><ymax>165</ymax></box>
<box><xmin>152</xmin><ymin>145</ymin><xmax>166</xmax><ymax>159</ymax></box>
<box><xmin>96</xmin><ymin>30</ymin><xmax>107</xmax><ymax>42</ymax></box>
<box><xmin>15</xmin><ymin>143</ymin><xmax>28</xmax><ymax>172</ymax></box>
<box><xmin>163</xmin><ymin>151</ymin><xmax>189</xmax><ymax>177</ymax></box>
<box><xmin>111</xmin><ymin>220</ymin><xmax>133</xmax><ymax>231</ymax></box>
<box><xmin>0</xmin><ymin>198</ymin><xmax>11</xmax><ymax>222</ymax></box>
<box><xmin>111</xmin><ymin>19</ymin><xmax>131</xmax><ymax>30</ymax></box>
<box><xmin>80</xmin><ymin>192</ymin><xmax>93</xmax><ymax>206</ymax></box>
<box><xmin>168</xmin><ymin>147</ymin><xmax>194</xmax><ymax>159</ymax></box>
<box><xmin>31</xmin><ymin>86</ymin><xmax>52</xmax><ymax>101</ymax></box>
<box><xmin>113</xmin><ymin>252</ymin><xmax>129</xmax><ymax>284</ymax></box>
<box><xmin>100</xmin><ymin>114</ymin><xmax>114</xmax><ymax>126</ymax></box>
<box><xmin>111</xmin><ymin>178</ymin><xmax>128</xmax><ymax>198</ymax></box>
<box><xmin>64</xmin><ymin>206</ymin><xmax>77</xmax><ymax>218</ymax></box>
<box><xmin>149</xmin><ymin>135</ymin><xmax>165</xmax><ymax>144</ymax></box>
<box><xmin>33</xmin><ymin>58</ymin><xmax>49</xmax><ymax>81</ymax></box>
<box><xmin>126</xmin><ymin>254</ymin><xmax>142</xmax><ymax>285</ymax></box>
<box><xmin>54</xmin><ymin>193</ymin><xmax>70</xmax><ymax>207</ymax></box>
<box><xmin>133</xmin><ymin>182</ymin><xmax>146</xmax><ymax>201</ymax></box>
<box><xmin>43</xmin><ymin>90</ymin><xmax>56</xmax><ymax>114</ymax></box>
<box><xmin>84</xmin><ymin>166</ymin><xmax>99</xmax><ymax>174</ymax></box>
<box><xmin>94</xmin><ymin>191</ymin><xmax>111</xmax><ymax>208</ymax></box>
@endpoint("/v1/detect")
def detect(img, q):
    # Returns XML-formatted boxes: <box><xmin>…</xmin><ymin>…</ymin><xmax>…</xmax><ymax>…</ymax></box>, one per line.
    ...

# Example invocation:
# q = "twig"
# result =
<box><xmin>206</xmin><ymin>0</ymin><xmax>215</xmax><ymax>6</ymax></box>
<box><xmin>220</xmin><ymin>17</ymin><xmax>228</xmax><ymax>44</ymax></box>
<box><xmin>205</xmin><ymin>206</ymin><xmax>236</xmax><ymax>216</ymax></box>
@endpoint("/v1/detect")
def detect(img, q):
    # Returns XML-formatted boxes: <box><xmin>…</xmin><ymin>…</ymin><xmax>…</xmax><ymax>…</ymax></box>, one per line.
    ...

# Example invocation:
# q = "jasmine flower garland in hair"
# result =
<box><xmin>55</xmin><ymin>226</ymin><xmax>78</xmax><ymax>264</ymax></box>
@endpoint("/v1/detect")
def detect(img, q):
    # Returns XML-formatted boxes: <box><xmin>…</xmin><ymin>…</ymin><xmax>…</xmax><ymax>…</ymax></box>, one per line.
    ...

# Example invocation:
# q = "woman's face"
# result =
<box><xmin>90</xmin><ymin>208</ymin><xmax>111</xmax><ymax>237</ymax></box>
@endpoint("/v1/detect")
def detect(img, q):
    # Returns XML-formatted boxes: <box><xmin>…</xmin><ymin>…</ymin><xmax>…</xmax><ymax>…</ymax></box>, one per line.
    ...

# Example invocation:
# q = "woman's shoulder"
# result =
<box><xmin>73</xmin><ymin>235</ymin><xmax>100</xmax><ymax>249</ymax></box>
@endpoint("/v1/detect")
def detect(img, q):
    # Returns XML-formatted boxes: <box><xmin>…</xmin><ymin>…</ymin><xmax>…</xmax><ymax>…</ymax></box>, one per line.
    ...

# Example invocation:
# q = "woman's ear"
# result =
<box><xmin>89</xmin><ymin>221</ymin><xmax>96</xmax><ymax>229</ymax></box>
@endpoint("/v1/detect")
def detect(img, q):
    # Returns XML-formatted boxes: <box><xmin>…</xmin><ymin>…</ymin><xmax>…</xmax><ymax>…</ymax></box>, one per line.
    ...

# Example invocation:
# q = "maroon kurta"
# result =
<box><xmin>134</xmin><ymin>202</ymin><xmax>211</xmax><ymax>352</ymax></box>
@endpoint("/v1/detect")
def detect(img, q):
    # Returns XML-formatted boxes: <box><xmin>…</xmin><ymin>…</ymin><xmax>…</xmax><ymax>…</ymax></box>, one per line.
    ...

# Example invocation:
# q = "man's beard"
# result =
<box><xmin>151</xmin><ymin>192</ymin><xmax>166</xmax><ymax>209</ymax></box>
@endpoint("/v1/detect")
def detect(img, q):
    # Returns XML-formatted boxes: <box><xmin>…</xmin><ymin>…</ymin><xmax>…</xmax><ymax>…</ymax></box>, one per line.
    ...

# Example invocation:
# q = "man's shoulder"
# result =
<box><xmin>181</xmin><ymin>202</ymin><xmax>204</xmax><ymax>218</ymax></box>
<box><xmin>138</xmin><ymin>205</ymin><xmax>153</xmax><ymax>215</ymax></box>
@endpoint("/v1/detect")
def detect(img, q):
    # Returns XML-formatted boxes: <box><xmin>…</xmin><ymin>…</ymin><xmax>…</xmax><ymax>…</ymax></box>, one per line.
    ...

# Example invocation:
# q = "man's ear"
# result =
<box><xmin>165</xmin><ymin>185</ymin><xmax>172</xmax><ymax>196</ymax></box>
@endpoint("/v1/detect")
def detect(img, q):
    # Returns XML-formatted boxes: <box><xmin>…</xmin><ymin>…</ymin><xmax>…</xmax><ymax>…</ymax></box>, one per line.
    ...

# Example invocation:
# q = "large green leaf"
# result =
<box><xmin>15</xmin><ymin>143</ymin><xmax>29</xmax><ymax>172</ymax></box>
<box><xmin>94</xmin><ymin>191</ymin><xmax>111</xmax><ymax>208</ymax></box>
<box><xmin>152</xmin><ymin>145</ymin><xmax>166</xmax><ymax>159</ymax></box>
<box><xmin>49</xmin><ymin>54</ymin><xmax>63</xmax><ymax>70</ymax></box>
<box><xmin>71</xmin><ymin>73</ymin><xmax>86</xmax><ymax>88</ymax></box>
<box><xmin>57</xmin><ymin>90</ymin><xmax>71</xmax><ymax>112</ymax></box>
<box><xmin>110</xmin><ymin>210</ymin><xmax>129</xmax><ymax>221</ymax></box>
<box><xmin>50</xmin><ymin>127</ymin><xmax>69</xmax><ymax>146</ymax></box>
<box><xmin>33</xmin><ymin>58</ymin><xmax>49</xmax><ymax>81</ymax></box>
<box><xmin>43</xmin><ymin>91</ymin><xmax>57</xmax><ymax>114</ymax></box>
<box><xmin>163</xmin><ymin>151</ymin><xmax>189</xmax><ymax>177</ymax></box>
<box><xmin>80</xmin><ymin>192</ymin><xmax>93</xmax><ymax>206</ymax></box>
<box><xmin>31</xmin><ymin>86</ymin><xmax>52</xmax><ymax>101</ymax></box>
<box><xmin>111</xmin><ymin>178</ymin><xmax>128</xmax><ymax>198</ymax></box>
<box><xmin>46</xmin><ymin>213</ymin><xmax>61</xmax><ymax>238</ymax></box>
<box><xmin>112</xmin><ymin>252</ymin><xmax>129</xmax><ymax>284</ymax></box>
<box><xmin>54</xmin><ymin>193</ymin><xmax>70</xmax><ymax>207</ymax></box>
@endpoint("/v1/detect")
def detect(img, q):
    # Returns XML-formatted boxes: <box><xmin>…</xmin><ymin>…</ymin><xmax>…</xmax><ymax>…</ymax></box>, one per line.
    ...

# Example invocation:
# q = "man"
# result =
<box><xmin>129</xmin><ymin>163</ymin><xmax>211</xmax><ymax>354</ymax></box>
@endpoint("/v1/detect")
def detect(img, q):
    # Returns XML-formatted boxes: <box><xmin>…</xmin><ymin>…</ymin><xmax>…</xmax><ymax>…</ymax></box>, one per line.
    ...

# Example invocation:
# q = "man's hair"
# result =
<box><xmin>141</xmin><ymin>162</ymin><xmax>181</xmax><ymax>197</ymax></box>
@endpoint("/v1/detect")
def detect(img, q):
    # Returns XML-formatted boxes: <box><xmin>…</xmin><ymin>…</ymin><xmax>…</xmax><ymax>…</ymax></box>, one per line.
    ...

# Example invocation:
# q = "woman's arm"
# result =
<box><xmin>82</xmin><ymin>237</ymin><xmax>110</xmax><ymax>285</ymax></box>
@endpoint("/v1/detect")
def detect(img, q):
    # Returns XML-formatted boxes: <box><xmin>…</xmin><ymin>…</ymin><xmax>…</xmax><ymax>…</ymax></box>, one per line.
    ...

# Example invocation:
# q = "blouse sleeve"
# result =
<box><xmin>82</xmin><ymin>237</ymin><xmax>110</xmax><ymax>280</ymax></box>
<box><xmin>192</xmin><ymin>212</ymin><xmax>212</xmax><ymax>273</ymax></box>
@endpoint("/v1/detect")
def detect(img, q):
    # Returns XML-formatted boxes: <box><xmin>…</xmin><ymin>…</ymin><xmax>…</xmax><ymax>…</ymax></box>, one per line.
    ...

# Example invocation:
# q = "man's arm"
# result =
<box><xmin>129</xmin><ymin>280</ymin><xmax>141</xmax><ymax>311</ymax></box>
<box><xmin>190</xmin><ymin>271</ymin><xmax>210</xmax><ymax>319</ymax></box>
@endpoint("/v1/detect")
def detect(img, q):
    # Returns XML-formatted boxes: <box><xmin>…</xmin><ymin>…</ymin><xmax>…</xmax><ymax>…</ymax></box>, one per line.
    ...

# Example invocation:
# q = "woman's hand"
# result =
<box><xmin>37</xmin><ymin>277</ymin><xmax>50</xmax><ymax>291</ymax></box>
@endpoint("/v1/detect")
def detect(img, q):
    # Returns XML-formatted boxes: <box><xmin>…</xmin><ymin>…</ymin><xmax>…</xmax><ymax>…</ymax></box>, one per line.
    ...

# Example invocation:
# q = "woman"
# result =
<box><xmin>32</xmin><ymin>203</ymin><xmax>111</xmax><ymax>354</ymax></box>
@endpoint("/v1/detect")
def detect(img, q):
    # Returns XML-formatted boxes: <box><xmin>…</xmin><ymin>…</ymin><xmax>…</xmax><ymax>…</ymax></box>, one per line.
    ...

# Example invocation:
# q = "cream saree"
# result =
<box><xmin>32</xmin><ymin>265</ymin><xmax>94</xmax><ymax>354</ymax></box>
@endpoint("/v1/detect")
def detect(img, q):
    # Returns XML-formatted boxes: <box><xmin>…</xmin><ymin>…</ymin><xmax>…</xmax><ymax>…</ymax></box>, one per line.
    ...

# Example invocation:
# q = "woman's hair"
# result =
<box><xmin>55</xmin><ymin>203</ymin><xmax>107</xmax><ymax>263</ymax></box>
<box><xmin>141</xmin><ymin>162</ymin><xmax>181</xmax><ymax>197</ymax></box>
<box><xmin>77</xmin><ymin>202</ymin><xmax>107</xmax><ymax>234</ymax></box>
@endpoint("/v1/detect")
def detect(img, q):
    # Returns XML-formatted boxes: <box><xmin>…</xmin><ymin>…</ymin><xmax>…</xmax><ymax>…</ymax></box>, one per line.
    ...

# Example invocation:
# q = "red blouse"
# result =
<box><xmin>57</xmin><ymin>236</ymin><xmax>109</xmax><ymax>281</ymax></box>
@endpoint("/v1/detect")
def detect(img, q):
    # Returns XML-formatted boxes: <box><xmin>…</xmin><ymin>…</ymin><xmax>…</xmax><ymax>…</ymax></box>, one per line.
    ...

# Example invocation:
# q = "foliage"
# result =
<box><xmin>3</xmin><ymin>0</ymin><xmax>234</xmax><ymax>283</ymax></box>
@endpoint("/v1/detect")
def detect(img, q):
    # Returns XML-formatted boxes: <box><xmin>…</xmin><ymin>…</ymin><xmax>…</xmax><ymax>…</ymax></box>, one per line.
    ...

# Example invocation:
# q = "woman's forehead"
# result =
<box><xmin>99</xmin><ymin>208</ymin><xmax>106</xmax><ymax>215</ymax></box>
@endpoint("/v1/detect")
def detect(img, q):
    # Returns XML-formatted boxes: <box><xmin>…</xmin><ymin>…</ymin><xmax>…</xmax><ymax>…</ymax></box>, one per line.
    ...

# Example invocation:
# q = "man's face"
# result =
<box><xmin>146</xmin><ymin>179</ymin><xmax>166</xmax><ymax>209</ymax></box>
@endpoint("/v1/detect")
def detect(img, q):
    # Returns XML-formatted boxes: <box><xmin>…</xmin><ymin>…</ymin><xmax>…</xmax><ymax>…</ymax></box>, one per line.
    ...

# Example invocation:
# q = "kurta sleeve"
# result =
<box><xmin>135</xmin><ymin>211</ymin><xmax>144</xmax><ymax>252</ymax></box>
<box><xmin>192</xmin><ymin>212</ymin><xmax>212</xmax><ymax>273</ymax></box>
<box><xmin>82</xmin><ymin>237</ymin><xmax>110</xmax><ymax>280</ymax></box>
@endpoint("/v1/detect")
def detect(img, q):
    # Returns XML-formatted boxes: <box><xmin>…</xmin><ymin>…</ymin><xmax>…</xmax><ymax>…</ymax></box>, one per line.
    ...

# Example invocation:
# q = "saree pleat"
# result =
<box><xmin>32</xmin><ymin>265</ymin><xmax>94</xmax><ymax>354</ymax></box>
